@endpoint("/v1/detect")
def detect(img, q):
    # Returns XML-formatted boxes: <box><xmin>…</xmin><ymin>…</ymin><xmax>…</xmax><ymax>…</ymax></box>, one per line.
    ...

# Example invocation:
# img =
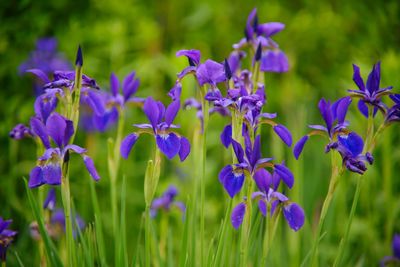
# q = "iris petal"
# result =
<box><xmin>156</xmin><ymin>133</ymin><xmax>181</xmax><ymax>159</ymax></box>
<box><xmin>178</xmin><ymin>136</ymin><xmax>191</xmax><ymax>162</ymax></box>
<box><xmin>294</xmin><ymin>136</ymin><xmax>309</xmax><ymax>160</ymax></box>
<box><xmin>283</xmin><ymin>203</ymin><xmax>305</xmax><ymax>231</ymax></box>
<box><xmin>120</xmin><ymin>133</ymin><xmax>139</xmax><ymax>159</ymax></box>
<box><xmin>273</xmin><ymin>124</ymin><xmax>292</xmax><ymax>146</ymax></box>
<box><xmin>231</xmin><ymin>202</ymin><xmax>246</xmax><ymax>229</ymax></box>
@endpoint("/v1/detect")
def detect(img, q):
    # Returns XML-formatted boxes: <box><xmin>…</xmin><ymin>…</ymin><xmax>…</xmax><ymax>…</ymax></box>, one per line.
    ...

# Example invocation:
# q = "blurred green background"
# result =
<box><xmin>1</xmin><ymin>0</ymin><xmax>400</xmax><ymax>265</ymax></box>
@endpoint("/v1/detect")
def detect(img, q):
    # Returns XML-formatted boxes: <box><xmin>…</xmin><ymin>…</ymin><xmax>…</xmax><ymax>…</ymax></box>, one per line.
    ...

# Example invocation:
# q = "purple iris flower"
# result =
<box><xmin>219</xmin><ymin>134</ymin><xmax>294</xmax><ymax>198</ymax></box>
<box><xmin>231</xmin><ymin>167</ymin><xmax>304</xmax><ymax>231</ymax></box>
<box><xmin>121</xmin><ymin>97</ymin><xmax>191</xmax><ymax>161</ymax></box>
<box><xmin>348</xmin><ymin>62</ymin><xmax>393</xmax><ymax>117</ymax></box>
<box><xmin>385</xmin><ymin>94</ymin><xmax>400</xmax><ymax>124</ymax></box>
<box><xmin>233</xmin><ymin>8</ymin><xmax>289</xmax><ymax>73</ymax></box>
<box><xmin>150</xmin><ymin>185</ymin><xmax>186</xmax><ymax>218</ymax></box>
<box><xmin>28</xmin><ymin>112</ymin><xmax>100</xmax><ymax>188</ymax></box>
<box><xmin>176</xmin><ymin>49</ymin><xmax>227</xmax><ymax>87</ymax></box>
<box><xmin>89</xmin><ymin>72</ymin><xmax>141</xmax><ymax>132</ymax></box>
<box><xmin>0</xmin><ymin>217</ymin><xmax>17</xmax><ymax>262</ymax></box>
<box><xmin>326</xmin><ymin>132</ymin><xmax>373</xmax><ymax>175</ymax></box>
<box><xmin>27</xmin><ymin>69</ymin><xmax>103</xmax><ymax>122</ymax></box>
<box><xmin>380</xmin><ymin>234</ymin><xmax>400</xmax><ymax>266</ymax></box>
<box><xmin>294</xmin><ymin>97</ymin><xmax>352</xmax><ymax>159</ymax></box>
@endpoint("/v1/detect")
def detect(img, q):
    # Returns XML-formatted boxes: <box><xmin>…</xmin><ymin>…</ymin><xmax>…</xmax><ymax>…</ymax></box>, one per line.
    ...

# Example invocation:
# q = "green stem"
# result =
<box><xmin>2</xmin><ymin>261</ymin><xmax>5</xmax><ymax>267</ymax></box>
<box><xmin>145</xmin><ymin>204</ymin><xmax>151</xmax><ymax>267</ymax></box>
<box><xmin>213</xmin><ymin>198</ymin><xmax>233</xmax><ymax>266</ymax></box>
<box><xmin>333</xmin><ymin>106</ymin><xmax>375</xmax><ymax>266</ymax></box>
<box><xmin>200</xmin><ymin>88</ymin><xmax>209</xmax><ymax>266</ymax></box>
<box><xmin>333</xmin><ymin>175</ymin><xmax>362</xmax><ymax>266</ymax></box>
<box><xmin>61</xmin><ymin>163</ymin><xmax>75</xmax><ymax>267</ymax></box>
<box><xmin>310</xmin><ymin>153</ymin><xmax>342</xmax><ymax>267</ymax></box>
<box><xmin>240</xmin><ymin>174</ymin><xmax>253</xmax><ymax>267</ymax></box>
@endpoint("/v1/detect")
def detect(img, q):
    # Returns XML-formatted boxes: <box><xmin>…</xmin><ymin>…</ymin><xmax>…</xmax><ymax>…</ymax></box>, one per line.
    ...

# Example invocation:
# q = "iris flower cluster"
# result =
<box><xmin>150</xmin><ymin>185</ymin><xmax>185</xmax><ymax>218</ymax></box>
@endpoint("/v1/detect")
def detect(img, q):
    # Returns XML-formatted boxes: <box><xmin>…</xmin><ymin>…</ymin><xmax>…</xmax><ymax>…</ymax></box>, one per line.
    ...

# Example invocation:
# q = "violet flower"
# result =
<box><xmin>294</xmin><ymin>97</ymin><xmax>352</xmax><ymax>159</ymax></box>
<box><xmin>233</xmin><ymin>8</ymin><xmax>289</xmax><ymax>73</ymax></box>
<box><xmin>150</xmin><ymin>185</ymin><xmax>186</xmax><ymax>218</ymax></box>
<box><xmin>175</xmin><ymin>49</ymin><xmax>227</xmax><ymax>87</ymax></box>
<box><xmin>380</xmin><ymin>234</ymin><xmax>400</xmax><ymax>266</ymax></box>
<box><xmin>219</xmin><ymin>134</ymin><xmax>294</xmax><ymax>198</ymax></box>
<box><xmin>28</xmin><ymin>112</ymin><xmax>100</xmax><ymax>188</ymax></box>
<box><xmin>9</xmin><ymin>124</ymin><xmax>34</xmax><ymax>140</ymax></box>
<box><xmin>385</xmin><ymin>94</ymin><xmax>400</xmax><ymax>124</ymax></box>
<box><xmin>349</xmin><ymin>62</ymin><xmax>393</xmax><ymax>117</ymax></box>
<box><xmin>121</xmin><ymin>97</ymin><xmax>190</xmax><ymax>161</ymax></box>
<box><xmin>0</xmin><ymin>217</ymin><xmax>17</xmax><ymax>262</ymax></box>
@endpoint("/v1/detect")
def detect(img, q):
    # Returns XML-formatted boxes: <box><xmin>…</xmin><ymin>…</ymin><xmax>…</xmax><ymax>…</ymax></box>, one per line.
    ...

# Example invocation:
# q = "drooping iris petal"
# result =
<box><xmin>156</xmin><ymin>133</ymin><xmax>181</xmax><ymax>159</ymax></box>
<box><xmin>65</xmin><ymin>144</ymin><xmax>87</xmax><ymax>154</ymax></box>
<box><xmin>274</xmin><ymin>164</ymin><xmax>294</xmax><ymax>189</ymax></box>
<box><xmin>165</xmin><ymin>100</ymin><xmax>180</xmax><ymax>126</ymax></box>
<box><xmin>46</xmin><ymin>113</ymin><xmax>67</xmax><ymax>147</ymax></box>
<box><xmin>143</xmin><ymin>97</ymin><xmax>160</xmax><ymax>129</ymax></box>
<box><xmin>220</xmin><ymin>124</ymin><xmax>232</xmax><ymax>148</ymax></box>
<box><xmin>253</xmin><ymin>169</ymin><xmax>271</xmax><ymax>192</ymax></box>
<box><xmin>120</xmin><ymin>133</ymin><xmax>139</xmax><ymax>159</ymax></box>
<box><xmin>223</xmin><ymin>169</ymin><xmax>245</xmax><ymax>198</ymax></box>
<box><xmin>178</xmin><ymin>136</ymin><xmax>191</xmax><ymax>162</ymax></box>
<box><xmin>283</xmin><ymin>203</ymin><xmax>305</xmax><ymax>231</ymax></box>
<box><xmin>176</xmin><ymin>49</ymin><xmax>201</xmax><ymax>66</ymax></box>
<box><xmin>257</xmin><ymin>22</ymin><xmax>285</xmax><ymax>37</ymax></box>
<box><xmin>83</xmin><ymin>156</ymin><xmax>100</xmax><ymax>181</ymax></box>
<box><xmin>231</xmin><ymin>202</ymin><xmax>246</xmax><ymax>229</ymax></box>
<box><xmin>110</xmin><ymin>72</ymin><xmax>119</xmax><ymax>96</ymax></box>
<box><xmin>338</xmin><ymin>132</ymin><xmax>364</xmax><ymax>157</ymax></box>
<box><xmin>273</xmin><ymin>124</ymin><xmax>292</xmax><ymax>146</ymax></box>
<box><xmin>219</xmin><ymin>165</ymin><xmax>233</xmax><ymax>184</ymax></box>
<box><xmin>294</xmin><ymin>135</ymin><xmax>309</xmax><ymax>160</ymax></box>
<box><xmin>43</xmin><ymin>163</ymin><xmax>62</xmax><ymax>185</ymax></box>
<box><xmin>29</xmin><ymin>166</ymin><xmax>45</xmax><ymax>188</ymax></box>
<box><xmin>30</xmin><ymin>117</ymin><xmax>50</xmax><ymax>149</ymax></box>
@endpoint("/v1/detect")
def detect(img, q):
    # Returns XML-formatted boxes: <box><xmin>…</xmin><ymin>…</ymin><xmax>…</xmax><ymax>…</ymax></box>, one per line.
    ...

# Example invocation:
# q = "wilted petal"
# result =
<box><xmin>253</xmin><ymin>168</ymin><xmax>271</xmax><ymax>192</ymax></box>
<box><xmin>83</xmin><ymin>155</ymin><xmax>100</xmax><ymax>181</ymax></box>
<box><xmin>43</xmin><ymin>163</ymin><xmax>62</xmax><ymax>185</ymax></box>
<box><xmin>178</xmin><ymin>136</ymin><xmax>191</xmax><ymax>162</ymax></box>
<box><xmin>220</xmin><ymin>124</ymin><xmax>232</xmax><ymax>148</ymax></box>
<box><xmin>29</xmin><ymin>166</ymin><xmax>45</xmax><ymax>188</ymax></box>
<box><xmin>165</xmin><ymin>100</ymin><xmax>180</xmax><ymax>126</ymax></box>
<box><xmin>231</xmin><ymin>202</ymin><xmax>246</xmax><ymax>229</ymax></box>
<box><xmin>120</xmin><ymin>133</ymin><xmax>139</xmax><ymax>159</ymax></box>
<box><xmin>30</xmin><ymin>117</ymin><xmax>50</xmax><ymax>148</ymax></box>
<box><xmin>274</xmin><ymin>164</ymin><xmax>294</xmax><ymax>189</ymax></box>
<box><xmin>143</xmin><ymin>97</ymin><xmax>160</xmax><ymax>129</ymax></box>
<box><xmin>156</xmin><ymin>133</ymin><xmax>181</xmax><ymax>159</ymax></box>
<box><xmin>283</xmin><ymin>203</ymin><xmax>305</xmax><ymax>231</ymax></box>
<box><xmin>294</xmin><ymin>135</ymin><xmax>309</xmax><ymax>159</ymax></box>
<box><xmin>273</xmin><ymin>124</ymin><xmax>292</xmax><ymax>146</ymax></box>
